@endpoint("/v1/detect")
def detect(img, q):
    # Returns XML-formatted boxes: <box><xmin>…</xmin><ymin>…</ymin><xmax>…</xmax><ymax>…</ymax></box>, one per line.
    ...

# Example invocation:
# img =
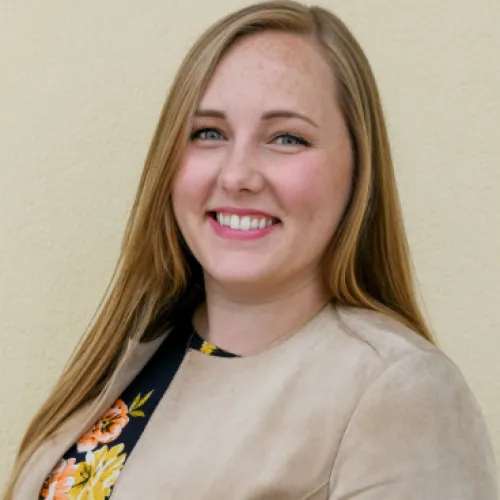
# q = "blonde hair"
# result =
<box><xmin>4</xmin><ymin>1</ymin><xmax>433</xmax><ymax>497</ymax></box>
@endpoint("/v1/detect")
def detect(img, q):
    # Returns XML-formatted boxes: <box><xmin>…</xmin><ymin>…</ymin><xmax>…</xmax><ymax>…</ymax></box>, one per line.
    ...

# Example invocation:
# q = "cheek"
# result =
<box><xmin>276</xmin><ymin>156</ymin><xmax>352</xmax><ymax>227</ymax></box>
<box><xmin>172</xmin><ymin>153</ymin><xmax>214</xmax><ymax>210</ymax></box>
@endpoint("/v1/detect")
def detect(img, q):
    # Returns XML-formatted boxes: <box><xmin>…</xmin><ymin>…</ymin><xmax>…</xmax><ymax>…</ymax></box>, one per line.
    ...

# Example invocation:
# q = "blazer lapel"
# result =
<box><xmin>12</xmin><ymin>333</ymin><xmax>168</xmax><ymax>500</ymax></box>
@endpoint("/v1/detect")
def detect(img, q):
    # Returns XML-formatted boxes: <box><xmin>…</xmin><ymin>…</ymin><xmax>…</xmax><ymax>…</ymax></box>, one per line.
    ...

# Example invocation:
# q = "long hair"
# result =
<box><xmin>4</xmin><ymin>1</ymin><xmax>433</xmax><ymax>497</ymax></box>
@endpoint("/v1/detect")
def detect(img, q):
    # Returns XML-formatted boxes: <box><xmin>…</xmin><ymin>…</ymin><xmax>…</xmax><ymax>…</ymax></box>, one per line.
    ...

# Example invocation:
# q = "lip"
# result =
<box><xmin>209</xmin><ymin>206</ymin><xmax>278</xmax><ymax>219</ymax></box>
<box><xmin>207</xmin><ymin>214</ymin><xmax>280</xmax><ymax>241</ymax></box>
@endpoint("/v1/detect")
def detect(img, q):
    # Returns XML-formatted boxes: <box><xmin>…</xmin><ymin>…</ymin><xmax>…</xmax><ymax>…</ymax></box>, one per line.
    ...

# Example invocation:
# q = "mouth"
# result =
<box><xmin>207</xmin><ymin>211</ymin><xmax>281</xmax><ymax>231</ymax></box>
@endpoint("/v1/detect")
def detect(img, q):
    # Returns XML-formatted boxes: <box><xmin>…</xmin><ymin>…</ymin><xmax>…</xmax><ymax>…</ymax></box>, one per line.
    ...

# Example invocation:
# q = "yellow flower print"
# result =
<box><xmin>200</xmin><ymin>341</ymin><xmax>216</xmax><ymax>355</ymax></box>
<box><xmin>69</xmin><ymin>444</ymin><xmax>126</xmax><ymax>500</ymax></box>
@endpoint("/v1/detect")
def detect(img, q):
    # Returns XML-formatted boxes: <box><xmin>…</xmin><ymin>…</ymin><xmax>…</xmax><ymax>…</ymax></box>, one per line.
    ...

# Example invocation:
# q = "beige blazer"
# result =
<box><xmin>13</xmin><ymin>305</ymin><xmax>497</xmax><ymax>499</ymax></box>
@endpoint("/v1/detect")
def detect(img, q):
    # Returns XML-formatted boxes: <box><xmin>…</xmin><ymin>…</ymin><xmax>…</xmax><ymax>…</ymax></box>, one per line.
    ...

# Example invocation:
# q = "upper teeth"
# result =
<box><xmin>215</xmin><ymin>213</ymin><xmax>275</xmax><ymax>230</ymax></box>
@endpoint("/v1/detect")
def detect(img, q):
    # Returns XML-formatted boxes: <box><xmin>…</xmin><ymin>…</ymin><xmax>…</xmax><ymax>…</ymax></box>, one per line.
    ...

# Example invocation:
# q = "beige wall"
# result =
<box><xmin>1</xmin><ymin>0</ymin><xmax>499</xmax><ymax>490</ymax></box>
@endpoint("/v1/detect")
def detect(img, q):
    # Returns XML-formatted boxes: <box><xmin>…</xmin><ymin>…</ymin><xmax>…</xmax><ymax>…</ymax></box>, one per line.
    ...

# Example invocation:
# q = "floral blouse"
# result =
<box><xmin>40</xmin><ymin>324</ymin><xmax>237</xmax><ymax>500</ymax></box>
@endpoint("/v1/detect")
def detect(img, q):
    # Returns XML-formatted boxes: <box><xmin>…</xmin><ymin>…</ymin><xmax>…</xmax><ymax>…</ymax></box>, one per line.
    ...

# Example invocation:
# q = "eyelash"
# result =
<box><xmin>189</xmin><ymin>127</ymin><xmax>311</xmax><ymax>147</ymax></box>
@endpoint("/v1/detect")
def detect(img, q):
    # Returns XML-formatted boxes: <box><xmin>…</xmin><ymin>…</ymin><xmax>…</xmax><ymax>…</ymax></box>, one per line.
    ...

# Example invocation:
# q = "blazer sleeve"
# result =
<box><xmin>329</xmin><ymin>351</ymin><xmax>498</xmax><ymax>500</ymax></box>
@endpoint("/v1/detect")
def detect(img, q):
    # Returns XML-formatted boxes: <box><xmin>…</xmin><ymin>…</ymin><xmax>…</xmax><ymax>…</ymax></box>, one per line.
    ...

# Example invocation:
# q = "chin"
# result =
<box><xmin>204</xmin><ymin>262</ymin><xmax>276</xmax><ymax>290</ymax></box>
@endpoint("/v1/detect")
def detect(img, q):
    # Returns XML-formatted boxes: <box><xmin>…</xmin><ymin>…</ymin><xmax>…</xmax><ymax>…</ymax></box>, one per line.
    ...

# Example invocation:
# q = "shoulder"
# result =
<box><xmin>316</xmin><ymin>306</ymin><xmax>498</xmax><ymax>497</ymax></box>
<box><xmin>332</xmin><ymin>303</ymin><xmax>439</xmax><ymax>360</ymax></box>
<box><xmin>315</xmin><ymin>303</ymin><xmax>450</xmax><ymax>378</ymax></box>
<box><xmin>312</xmin><ymin>304</ymin><xmax>483</xmax><ymax>417</ymax></box>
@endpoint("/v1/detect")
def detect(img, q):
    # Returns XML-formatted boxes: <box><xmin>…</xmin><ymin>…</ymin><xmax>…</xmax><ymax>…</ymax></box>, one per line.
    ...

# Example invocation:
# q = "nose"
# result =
<box><xmin>217</xmin><ymin>145</ymin><xmax>264</xmax><ymax>194</ymax></box>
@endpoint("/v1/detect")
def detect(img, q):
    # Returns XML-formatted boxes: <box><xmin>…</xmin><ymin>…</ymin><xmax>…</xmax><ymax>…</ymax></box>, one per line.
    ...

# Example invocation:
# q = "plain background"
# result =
<box><xmin>1</xmin><ymin>0</ymin><xmax>499</xmax><ymax>490</ymax></box>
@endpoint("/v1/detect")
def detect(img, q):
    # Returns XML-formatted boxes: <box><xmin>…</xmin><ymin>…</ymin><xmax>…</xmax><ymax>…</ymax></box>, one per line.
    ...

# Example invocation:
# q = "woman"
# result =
<box><xmin>4</xmin><ymin>1</ymin><xmax>497</xmax><ymax>499</ymax></box>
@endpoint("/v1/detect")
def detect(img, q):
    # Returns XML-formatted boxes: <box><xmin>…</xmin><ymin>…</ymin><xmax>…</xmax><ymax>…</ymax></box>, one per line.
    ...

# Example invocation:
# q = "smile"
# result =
<box><xmin>213</xmin><ymin>212</ymin><xmax>279</xmax><ymax>231</ymax></box>
<box><xmin>207</xmin><ymin>211</ymin><xmax>281</xmax><ymax>240</ymax></box>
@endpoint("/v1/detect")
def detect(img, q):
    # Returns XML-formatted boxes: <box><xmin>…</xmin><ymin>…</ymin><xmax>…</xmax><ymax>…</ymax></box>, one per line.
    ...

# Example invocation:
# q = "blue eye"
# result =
<box><xmin>273</xmin><ymin>133</ymin><xmax>310</xmax><ymax>146</ymax></box>
<box><xmin>190</xmin><ymin>128</ymin><xmax>223</xmax><ymax>141</ymax></box>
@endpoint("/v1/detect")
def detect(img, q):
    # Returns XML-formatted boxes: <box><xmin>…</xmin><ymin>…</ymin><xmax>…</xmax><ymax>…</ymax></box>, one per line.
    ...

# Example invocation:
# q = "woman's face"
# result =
<box><xmin>172</xmin><ymin>31</ymin><xmax>353</xmax><ymax>296</ymax></box>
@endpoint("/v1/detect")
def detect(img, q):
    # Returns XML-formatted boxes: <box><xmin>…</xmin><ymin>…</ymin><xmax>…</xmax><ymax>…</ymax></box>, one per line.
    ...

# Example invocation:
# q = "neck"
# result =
<box><xmin>194</xmin><ymin>276</ymin><xmax>330</xmax><ymax>356</ymax></box>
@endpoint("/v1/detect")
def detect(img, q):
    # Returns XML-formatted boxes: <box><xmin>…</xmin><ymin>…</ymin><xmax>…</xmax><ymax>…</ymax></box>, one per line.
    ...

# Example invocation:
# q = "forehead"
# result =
<box><xmin>199</xmin><ymin>31</ymin><xmax>338</xmax><ymax>118</ymax></box>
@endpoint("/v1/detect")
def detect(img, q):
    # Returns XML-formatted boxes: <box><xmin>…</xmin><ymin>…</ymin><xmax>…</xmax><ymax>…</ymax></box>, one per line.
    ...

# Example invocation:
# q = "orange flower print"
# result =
<box><xmin>40</xmin><ymin>457</ymin><xmax>77</xmax><ymax>500</ymax></box>
<box><xmin>77</xmin><ymin>399</ymin><xmax>129</xmax><ymax>453</ymax></box>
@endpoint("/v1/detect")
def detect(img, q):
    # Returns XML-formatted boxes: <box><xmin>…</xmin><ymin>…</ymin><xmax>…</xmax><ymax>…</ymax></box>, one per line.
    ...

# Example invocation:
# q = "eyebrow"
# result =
<box><xmin>194</xmin><ymin>108</ymin><xmax>318</xmax><ymax>128</ymax></box>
